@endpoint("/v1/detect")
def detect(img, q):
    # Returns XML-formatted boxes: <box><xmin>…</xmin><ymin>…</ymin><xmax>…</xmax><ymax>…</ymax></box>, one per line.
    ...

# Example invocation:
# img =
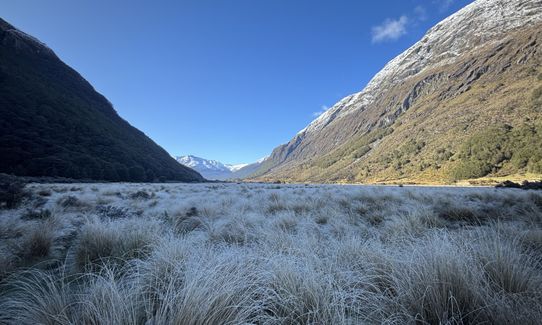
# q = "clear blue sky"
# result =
<box><xmin>1</xmin><ymin>0</ymin><xmax>472</xmax><ymax>164</ymax></box>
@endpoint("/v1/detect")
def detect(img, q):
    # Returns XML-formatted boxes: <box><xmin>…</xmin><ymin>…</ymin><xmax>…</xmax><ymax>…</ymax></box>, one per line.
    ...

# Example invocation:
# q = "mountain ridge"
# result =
<box><xmin>177</xmin><ymin>155</ymin><xmax>266</xmax><ymax>181</ymax></box>
<box><xmin>0</xmin><ymin>18</ymin><xmax>204</xmax><ymax>182</ymax></box>
<box><xmin>251</xmin><ymin>0</ymin><xmax>542</xmax><ymax>184</ymax></box>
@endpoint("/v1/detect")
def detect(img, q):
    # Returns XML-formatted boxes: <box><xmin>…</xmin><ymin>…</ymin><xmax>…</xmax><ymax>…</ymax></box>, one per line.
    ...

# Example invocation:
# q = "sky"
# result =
<box><xmin>1</xmin><ymin>0</ymin><xmax>472</xmax><ymax>164</ymax></box>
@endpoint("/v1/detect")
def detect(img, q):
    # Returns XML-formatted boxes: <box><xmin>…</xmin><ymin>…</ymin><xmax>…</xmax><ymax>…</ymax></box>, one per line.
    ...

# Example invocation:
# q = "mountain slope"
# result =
<box><xmin>252</xmin><ymin>0</ymin><xmax>542</xmax><ymax>184</ymax></box>
<box><xmin>0</xmin><ymin>18</ymin><xmax>203</xmax><ymax>182</ymax></box>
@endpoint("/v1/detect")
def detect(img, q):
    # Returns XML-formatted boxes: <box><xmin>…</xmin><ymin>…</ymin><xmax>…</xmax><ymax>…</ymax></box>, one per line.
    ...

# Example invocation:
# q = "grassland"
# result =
<box><xmin>1</xmin><ymin>182</ymin><xmax>541</xmax><ymax>324</ymax></box>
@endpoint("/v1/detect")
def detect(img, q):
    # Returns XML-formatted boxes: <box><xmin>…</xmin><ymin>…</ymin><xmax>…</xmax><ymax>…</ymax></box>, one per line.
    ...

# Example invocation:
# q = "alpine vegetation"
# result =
<box><xmin>1</xmin><ymin>182</ymin><xmax>541</xmax><ymax>324</ymax></box>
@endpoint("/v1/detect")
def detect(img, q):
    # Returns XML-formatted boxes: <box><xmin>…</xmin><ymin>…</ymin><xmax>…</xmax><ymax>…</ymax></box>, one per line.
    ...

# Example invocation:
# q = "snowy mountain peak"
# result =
<box><xmin>176</xmin><ymin>155</ymin><xmax>266</xmax><ymax>180</ymax></box>
<box><xmin>299</xmin><ymin>0</ymin><xmax>542</xmax><ymax>136</ymax></box>
<box><xmin>227</xmin><ymin>163</ymin><xmax>249</xmax><ymax>172</ymax></box>
<box><xmin>177</xmin><ymin>155</ymin><xmax>232</xmax><ymax>172</ymax></box>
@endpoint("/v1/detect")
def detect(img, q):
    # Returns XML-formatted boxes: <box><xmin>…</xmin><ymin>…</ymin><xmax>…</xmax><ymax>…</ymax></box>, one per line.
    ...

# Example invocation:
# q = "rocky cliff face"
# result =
<box><xmin>253</xmin><ymin>0</ymin><xmax>542</xmax><ymax>183</ymax></box>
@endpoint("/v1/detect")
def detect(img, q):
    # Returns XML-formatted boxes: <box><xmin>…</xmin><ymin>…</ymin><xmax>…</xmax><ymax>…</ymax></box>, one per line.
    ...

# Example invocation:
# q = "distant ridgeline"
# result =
<box><xmin>0</xmin><ymin>18</ymin><xmax>203</xmax><ymax>182</ymax></box>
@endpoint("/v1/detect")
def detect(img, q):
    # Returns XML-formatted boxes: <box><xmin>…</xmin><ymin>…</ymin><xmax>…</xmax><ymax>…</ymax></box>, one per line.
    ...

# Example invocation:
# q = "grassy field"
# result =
<box><xmin>1</xmin><ymin>182</ymin><xmax>541</xmax><ymax>324</ymax></box>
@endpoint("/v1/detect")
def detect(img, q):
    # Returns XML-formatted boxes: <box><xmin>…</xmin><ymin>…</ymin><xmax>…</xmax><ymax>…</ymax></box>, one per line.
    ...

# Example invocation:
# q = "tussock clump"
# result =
<box><xmin>475</xmin><ymin>230</ymin><xmax>542</xmax><ymax>294</ymax></box>
<box><xmin>208</xmin><ymin>217</ymin><xmax>257</xmax><ymax>245</ymax></box>
<box><xmin>265</xmin><ymin>258</ymin><xmax>356</xmax><ymax>324</ymax></box>
<box><xmin>265</xmin><ymin>192</ymin><xmax>288</xmax><ymax>215</ymax></box>
<box><xmin>435</xmin><ymin>204</ymin><xmax>488</xmax><ymax>225</ymax></box>
<box><xmin>291</xmin><ymin>202</ymin><xmax>311</xmax><ymax>215</ymax></box>
<box><xmin>381</xmin><ymin>212</ymin><xmax>443</xmax><ymax>240</ymax></box>
<box><xmin>528</xmin><ymin>192</ymin><xmax>542</xmax><ymax>209</ymax></box>
<box><xmin>520</xmin><ymin>229</ymin><xmax>542</xmax><ymax>252</ymax></box>
<box><xmin>391</xmin><ymin>235</ymin><xmax>486</xmax><ymax>324</ymax></box>
<box><xmin>272</xmin><ymin>213</ymin><xmax>298</xmax><ymax>233</ymax></box>
<box><xmin>15</xmin><ymin>224</ymin><xmax>55</xmax><ymax>267</ymax></box>
<box><xmin>366</xmin><ymin>213</ymin><xmax>385</xmax><ymax>226</ymax></box>
<box><xmin>140</xmin><ymin>238</ymin><xmax>190</xmax><ymax>311</ymax></box>
<box><xmin>74</xmin><ymin>267</ymin><xmax>144</xmax><ymax>325</ymax></box>
<box><xmin>74</xmin><ymin>219</ymin><xmax>159</xmax><ymax>272</ymax></box>
<box><xmin>172</xmin><ymin>208</ymin><xmax>204</xmax><ymax>235</ymax></box>
<box><xmin>144</xmin><ymin>250</ymin><xmax>265</xmax><ymax>324</ymax></box>
<box><xmin>53</xmin><ymin>187</ymin><xmax>69</xmax><ymax>193</ymax></box>
<box><xmin>0</xmin><ymin>251</ymin><xmax>17</xmax><ymax>280</ymax></box>
<box><xmin>0</xmin><ymin>270</ymin><xmax>72</xmax><ymax>324</ymax></box>
<box><xmin>57</xmin><ymin>196</ymin><xmax>86</xmax><ymax>209</ymax></box>
<box><xmin>130</xmin><ymin>190</ymin><xmax>153</xmax><ymax>200</ymax></box>
<box><xmin>314</xmin><ymin>214</ymin><xmax>329</xmax><ymax>225</ymax></box>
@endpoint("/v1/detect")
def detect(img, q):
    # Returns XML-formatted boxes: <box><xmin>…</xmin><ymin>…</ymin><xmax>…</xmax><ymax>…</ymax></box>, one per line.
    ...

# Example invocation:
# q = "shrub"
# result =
<box><xmin>95</xmin><ymin>205</ymin><xmax>130</xmax><ymax>219</ymax></box>
<box><xmin>22</xmin><ymin>209</ymin><xmax>52</xmax><ymax>221</ymax></box>
<box><xmin>496</xmin><ymin>180</ymin><xmax>522</xmax><ymax>188</ymax></box>
<box><xmin>496</xmin><ymin>180</ymin><xmax>542</xmax><ymax>190</ymax></box>
<box><xmin>129</xmin><ymin>190</ymin><xmax>152</xmax><ymax>200</ymax></box>
<box><xmin>57</xmin><ymin>195</ymin><xmax>84</xmax><ymax>208</ymax></box>
<box><xmin>521</xmin><ymin>180</ymin><xmax>542</xmax><ymax>190</ymax></box>
<box><xmin>37</xmin><ymin>190</ymin><xmax>52</xmax><ymax>197</ymax></box>
<box><xmin>0</xmin><ymin>174</ymin><xmax>28</xmax><ymax>209</ymax></box>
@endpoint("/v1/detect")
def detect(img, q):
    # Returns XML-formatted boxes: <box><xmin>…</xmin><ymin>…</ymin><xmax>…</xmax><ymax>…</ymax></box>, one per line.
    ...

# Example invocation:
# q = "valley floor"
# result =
<box><xmin>1</xmin><ymin>183</ymin><xmax>541</xmax><ymax>324</ymax></box>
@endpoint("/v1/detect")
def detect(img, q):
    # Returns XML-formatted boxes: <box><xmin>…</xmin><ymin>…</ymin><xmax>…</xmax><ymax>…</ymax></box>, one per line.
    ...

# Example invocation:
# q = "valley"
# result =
<box><xmin>1</xmin><ymin>1</ymin><xmax>542</xmax><ymax>323</ymax></box>
<box><xmin>1</xmin><ymin>182</ymin><xmax>541</xmax><ymax>323</ymax></box>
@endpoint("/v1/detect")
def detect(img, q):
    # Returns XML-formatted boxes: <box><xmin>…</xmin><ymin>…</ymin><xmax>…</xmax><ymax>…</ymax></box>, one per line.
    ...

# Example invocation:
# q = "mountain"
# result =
<box><xmin>229</xmin><ymin>156</ymin><xmax>269</xmax><ymax>179</ymax></box>
<box><xmin>0</xmin><ymin>18</ymin><xmax>203</xmax><ymax>182</ymax></box>
<box><xmin>177</xmin><ymin>155</ymin><xmax>234</xmax><ymax>180</ymax></box>
<box><xmin>177</xmin><ymin>155</ymin><xmax>266</xmax><ymax>180</ymax></box>
<box><xmin>251</xmin><ymin>0</ymin><xmax>542</xmax><ymax>184</ymax></box>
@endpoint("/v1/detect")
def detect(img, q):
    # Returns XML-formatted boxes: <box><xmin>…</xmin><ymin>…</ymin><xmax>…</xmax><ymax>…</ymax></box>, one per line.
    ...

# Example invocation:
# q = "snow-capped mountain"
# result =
<box><xmin>227</xmin><ymin>163</ymin><xmax>249</xmax><ymax>172</ymax></box>
<box><xmin>296</xmin><ymin>0</ymin><xmax>542</xmax><ymax>138</ymax></box>
<box><xmin>178</xmin><ymin>155</ymin><xmax>231</xmax><ymax>172</ymax></box>
<box><xmin>176</xmin><ymin>155</ymin><xmax>264</xmax><ymax>180</ymax></box>
<box><xmin>251</xmin><ymin>0</ymin><xmax>542</xmax><ymax>183</ymax></box>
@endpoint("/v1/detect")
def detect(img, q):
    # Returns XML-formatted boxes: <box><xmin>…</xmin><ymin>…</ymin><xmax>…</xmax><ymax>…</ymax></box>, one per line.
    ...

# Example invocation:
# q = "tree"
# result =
<box><xmin>128</xmin><ymin>166</ymin><xmax>146</xmax><ymax>182</ymax></box>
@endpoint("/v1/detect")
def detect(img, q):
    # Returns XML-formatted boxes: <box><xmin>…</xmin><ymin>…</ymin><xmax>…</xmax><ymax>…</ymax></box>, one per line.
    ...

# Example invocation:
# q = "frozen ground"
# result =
<box><xmin>0</xmin><ymin>182</ymin><xmax>541</xmax><ymax>324</ymax></box>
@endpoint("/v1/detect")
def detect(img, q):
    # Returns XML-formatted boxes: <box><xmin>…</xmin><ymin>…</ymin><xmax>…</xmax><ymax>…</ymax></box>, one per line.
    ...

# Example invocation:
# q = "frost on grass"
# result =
<box><xmin>0</xmin><ymin>183</ymin><xmax>541</xmax><ymax>324</ymax></box>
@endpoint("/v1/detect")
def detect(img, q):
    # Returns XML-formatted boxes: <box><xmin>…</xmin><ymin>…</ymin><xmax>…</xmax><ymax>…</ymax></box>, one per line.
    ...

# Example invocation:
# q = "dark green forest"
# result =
<box><xmin>0</xmin><ymin>18</ymin><xmax>203</xmax><ymax>182</ymax></box>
